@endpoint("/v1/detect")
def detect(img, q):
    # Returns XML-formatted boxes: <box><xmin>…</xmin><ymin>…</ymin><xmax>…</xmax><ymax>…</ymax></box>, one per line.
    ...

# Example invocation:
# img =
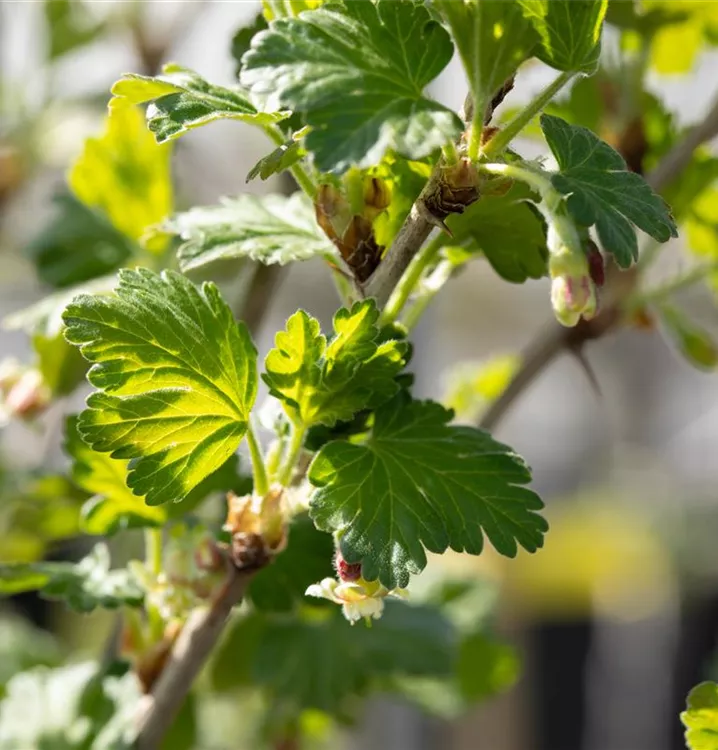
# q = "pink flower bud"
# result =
<box><xmin>334</xmin><ymin>550</ymin><xmax>362</xmax><ymax>582</ymax></box>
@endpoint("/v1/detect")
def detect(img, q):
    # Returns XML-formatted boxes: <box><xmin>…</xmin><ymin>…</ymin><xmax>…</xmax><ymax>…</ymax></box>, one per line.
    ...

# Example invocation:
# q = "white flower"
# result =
<box><xmin>305</xmin><ymin>577</ymin><xmax>408</xmax><ymax>624</ymax></box>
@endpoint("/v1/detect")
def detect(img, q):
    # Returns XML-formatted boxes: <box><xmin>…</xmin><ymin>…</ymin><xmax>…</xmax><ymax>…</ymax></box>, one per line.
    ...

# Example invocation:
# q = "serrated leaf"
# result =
<box><xmin>446</xmin><ymin>184</ymin><xmax>548</xmax><ymax>282</ymax></box>
<box><xmin>263</xmin><ymin>300</ymin><xmax>408</xmax><ymax>428</ymax></box>
<box><xmin>436</xmin><ymin>0</ymin><xmax>536</xmax><ymax>116</ymax></box>
<box><xmin>659</xmin><ymin>305</ymin><xmax>718</xmax><ymax>371</ymax></box>
<box><xmin>111</xmin><ymin>64</ymin><xmax>288</xmax><ymax>143</ymax></box>
<box><xmin>246</xmin><ymin>136</ymin><xmax>306</xmax><ymax>183</ymax></box>
<box><xmin>167</xmin><ymin>193</ymin><xmax>336</xmax><ymax>273</ymax></box>
<box><xmin>0</xmin><ymin>662</ymin><xmax>141</xmax><ymax>750</ymax></box>
<box><xmin>23</xmin><ymin>194</ymin><xmax>133</xmax><ymax>289</ymax></box>
<box><xmin>241</xmin><ymin>0</ymin><xmax>461</xmax><ymax>173</ymax></box>
<box><xmin>518</xmin><ymin>0</ymin><xmax>607</xmax><ymax>73</ymax></box>
<box><xmin>682</xmin><ymin>681</ymin><xmax>718</xmax><ymax>750</ymax></box>
<box><xmin>231</xmin><ymin>12</ymin><xmax>269</xmax><ymax>76</ymax></box>
<box><xmin>248</xmin><ymin>515</ymin><xmax>335</xmax><ymax>612</ymax></box>
<box><xmin>541</xmin><ymin>114</ymin><xmax>678</xmax><ymax>267</ymax></box>
<box><xmin>65</xmin><ymin>416</ymin><xmax>166</xmax><ymax>535</ymax></box>
<box><xmin>211</xmin><ymin>601</ymin><xmax>454</xmax><ymax>716</ymax></box>
<box><xmin>0</xmin><ymin>544</ymin><xmax>143</xmax><ymax>613</ymax></box>
<box><xmin>309</xmin><ymin>395</ymin><xmax>547</xmax><ymax>589</ymax></box>
<box><xmin>68</xmin><ymin>106</ymin><xmax>173</xmax><ymax>244</ymax></box>
<box><xmin>62</xmin><ymin>268</ymin><xmax>258</xmax><ymax>506</ymax></box>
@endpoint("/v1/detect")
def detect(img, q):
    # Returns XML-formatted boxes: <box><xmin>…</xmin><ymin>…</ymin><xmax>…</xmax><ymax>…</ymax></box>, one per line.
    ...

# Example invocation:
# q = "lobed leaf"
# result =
<box><xmin>518</xmin><ymin>0</ymin><xmax>607</xmax><ymax>74</ymax></box>
<box><xmin>64</xmin><ymin>416</ymin><xmax>166</xmax><ymax>535</ymax></box>
<box><xmin>541</xmin><ymin>114</ymin><xmax>678</xmax><ymax>267</ymax></box>
<box><xmin>241</xmin><ymin>0</ymin><xmax>461</xmax><ymax>172</ymax></box>
<box><xmin>446</xmin><ymin>184</ymin><xmax>548</xmax><ymax>283</ymax></box>
<box><xmin>263</xmin><ymin>300</ymin><xmax>408</xmax><ymax>428</ymax></box>
<box><xmin>309</xmin><ymin>395</ymin><xmax>547</xmax><ymax>589</ymax></box>
<box><xmin>436</xmin><ymin>0</ymin><xmax>536</xmax><ymax>117</ymax></box>
<box><xmin>63</xmin><ymin>268</ymin><xmax>258</xmax><ymax>506</ymax></box>
<box><xmin>111</xmin><ymin>64</ymin><xmax>288</xmax><ymax>143</ymax></box>
<box><xmin>166</xmin><ymin>193</ymin><xmax>336</xmax><ymax>273</ymax></box>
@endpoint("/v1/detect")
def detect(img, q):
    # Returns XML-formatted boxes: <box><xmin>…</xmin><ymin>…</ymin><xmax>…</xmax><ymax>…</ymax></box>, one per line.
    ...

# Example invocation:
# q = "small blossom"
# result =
<box><xmin>548</xmin><ymin>242</ymin><xmax>599</xmax><ymax>327</ymax></box>
<box><xmin>0</xmin><ymin>359</ymin><xmax>51</xmax><ymax>425</ymax></box>
<box><xmin>305</xmin><ymin>576</ymin><xmax>408</xmax><ymax>625</ymax></box>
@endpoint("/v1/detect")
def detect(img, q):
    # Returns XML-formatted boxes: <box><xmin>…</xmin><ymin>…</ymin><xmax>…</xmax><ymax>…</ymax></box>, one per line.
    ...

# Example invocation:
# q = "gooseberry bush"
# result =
<box><xmin>3</xmin><ymin>1</ymin><xmax>718</xmax><ymax>748</ymax></box>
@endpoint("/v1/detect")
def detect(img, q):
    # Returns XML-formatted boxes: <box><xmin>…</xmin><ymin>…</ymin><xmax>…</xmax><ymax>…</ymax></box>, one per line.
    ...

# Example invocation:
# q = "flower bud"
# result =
<box><xmin>548</xmin><ymin>229</ymin><xmax>599</xmax><ymax>327</ymax></box>
<box><xmin>334</xmin><ymin>550</ymin><xmax>362</xmax><ymax>582</ymax></box>
<box><xmin>586</xmin><ymin>242</ymin><xmax>605</xmax><ymax>287</ymax></box>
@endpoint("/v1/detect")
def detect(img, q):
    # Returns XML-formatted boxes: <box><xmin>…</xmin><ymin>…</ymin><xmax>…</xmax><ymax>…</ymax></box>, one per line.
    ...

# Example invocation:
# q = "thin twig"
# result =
<box><xmin>135</xmin><ymin>567</ymin><xmax>258</xmax><ymax>750</ymax></box>
<box><xmin>478</xmin><ymin>90</ymin><xmax>718</xmax><ymax>431</ymax></box>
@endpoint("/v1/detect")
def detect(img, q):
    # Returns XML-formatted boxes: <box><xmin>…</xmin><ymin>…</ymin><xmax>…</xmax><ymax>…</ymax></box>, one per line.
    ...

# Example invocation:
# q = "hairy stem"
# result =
<box><xmin>481</xmin><ymin>70</ymin><xmax>575</xmax><ymax>159</ymax></box>
<box><xmin>144</xmin><ymin>529</ymin><xmax>164</xmax><ymax>641</ymax></box>
<box><xmin>246</xmin><ymin>419</ymin><xmax>270</xmax><ymax>496</ymax></box>
<box><xmin>402</xmin><ymin>257</ymin><xmax>455</xmax><ymax>331</ymax></box>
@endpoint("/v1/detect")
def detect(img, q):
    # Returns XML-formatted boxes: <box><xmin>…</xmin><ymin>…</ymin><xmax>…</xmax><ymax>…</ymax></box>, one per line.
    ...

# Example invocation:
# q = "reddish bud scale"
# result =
<box><xmin>334</xmin><ymin>550</ymin><xmax>362</xmax><ymax>581</ymax></box>
<box><xmin>586</xmin><ymin>244</ymin><xmax>605</xmax><ymax>287</ymax></box>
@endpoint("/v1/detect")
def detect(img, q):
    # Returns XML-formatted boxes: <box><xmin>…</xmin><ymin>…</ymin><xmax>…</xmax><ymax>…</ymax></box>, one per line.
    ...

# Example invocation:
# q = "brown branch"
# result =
<box><xmin>135</xmin><ymin>566</ymin><xmax>258</xmax><ymax>749</ymax></box>
<box><xmin>478</xmin><ymin>90</ymin><xmax>718</xmax><ymax>432</ymax></box>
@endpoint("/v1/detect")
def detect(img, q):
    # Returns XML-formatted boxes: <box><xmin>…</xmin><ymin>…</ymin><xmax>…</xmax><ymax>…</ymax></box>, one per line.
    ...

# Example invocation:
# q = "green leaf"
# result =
<box><xmin>540</xmin><ymin>114</ymin><xmax>678</xmax><ymax>267</ymax></box>
<box><xmin>371</xmin><ymin>154</ymin><xmax>434</xmax><ymax>247</ymax></box>
<box><xmin>65</xmin><ymin>416</ymin><xmax>167</xmax><ymax>535</ymax></box>
<box><xmin>44</xmin><ymin>0</ymin><xmax>106</xmax><ymax>60</ymax></box>
<box><xmin>518</xmin><ymin>0</ymin><xmax>607</xmax><ymax>73</ymax></box>
<box><xmin>68</xmin><ymin>106</ymin><xmax>173</xmax><ymax>244</ymax></box>
<box><xmin>263</xmin><ymin>300</ymin><xmax>408</xmax><ymax>428</ymax></box>
<box><xmin>0</xmin><ymin>662</ymin><xmax>140</xmax><ymax>750</ymax></box>
<box><xmin>456</xmin><ymin>632</ymin><xmax>520</xmax><ymax>701</ymax></box>
<box><xmin>62</xmin><ymin>268</ymin><xmax>258</xmax><ymax>506</ymax></box>
<box><xmin>166</xmin><ymin>193</ymin><xmax>336</xmax><ymax>273</ymax></box>
<box><xmin>24</xmin><ymin>194</ymin><xmax>134</xmax><ymax>289</ymax></box>
<box><xmin>111</xmin><ymin>64</ymin><xmax>288</xmax><ymax>143</ymax></box>
<box><xmin>248</xmin><ymin>515</ymin><xmax>335</xmax><ymax>612</ymax></box>
<box><xmin>0</xmin><ymin>544</ymin><xmax>143</xmax><ymax>613</ymax></box>
<box><xmin>605</xmin><ymin>0</ymin><xmax>689</xmax><ymax>34</ymax></box>
<box><xmin>231</xmin><ymin>12</ymin><xmax>269</xmax><ymax>76</ymax></box>
<box><xmin>446</xmin><ymin>184</ymin><xmax>548</xmax><ymax>282</ymax></box>
<box><xmin>211</xmin><ymin>601</ymin><xmax>454</xmax><ymax>716</ymax></box>
<box><xmin>33</xmin><ymin>332</ymin><xmax>87</xmax><ymax>397</ymax></box>
<box><xmin>435</xmin><ymin>0</ymin><xmax>536</xmax><ymax>116</ymax></box>
<box><xmin>241</xmin><ymin>0</ymin><xmax>461</xmax><ymax>173</ymax></box>
<box><xmin>309</xmin><ymin>395</ymin><xmax>547</xmax><ymax>589</ymax></box>
<box><xmin>246</xmin><ymin>133</ymin><xmax>307</xmax><ymax>183</ymax></box>
<box><xmin>659</xmin><ymin>305</ymin><xmax>718</xmax><ymax>371</ymax></box>
<box><xmin>682</xmin><ymin>681</ymin><xmax>718</xmax><ymax>750</ymax></box>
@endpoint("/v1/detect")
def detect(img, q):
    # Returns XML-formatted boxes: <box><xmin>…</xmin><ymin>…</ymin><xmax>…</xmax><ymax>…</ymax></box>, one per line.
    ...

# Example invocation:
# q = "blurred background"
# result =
<box><xmin>2</xmin><ymin>2</ymin><xmax>718</xmax><ymax>749</ymax></box>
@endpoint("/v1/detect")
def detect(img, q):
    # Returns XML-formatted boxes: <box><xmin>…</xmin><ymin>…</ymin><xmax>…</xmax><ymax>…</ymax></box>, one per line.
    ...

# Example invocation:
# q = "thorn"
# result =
<box><xmin>571</xmin><ymin>346</ymin><xmax>602</xmax><ymax>400</ymax></box>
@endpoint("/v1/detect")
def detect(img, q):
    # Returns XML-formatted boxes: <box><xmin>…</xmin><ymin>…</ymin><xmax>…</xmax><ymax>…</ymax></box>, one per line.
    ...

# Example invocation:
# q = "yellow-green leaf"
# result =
<box><xmin>68</xmin><ymin>106</ymin><xmax>172</xmax><ymax>244</ymax></box>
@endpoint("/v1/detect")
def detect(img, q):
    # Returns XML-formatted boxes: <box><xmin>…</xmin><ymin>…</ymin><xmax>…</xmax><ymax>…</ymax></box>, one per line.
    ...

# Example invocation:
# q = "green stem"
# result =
<box><xmin>481</xmin><ymin>70</ymin><xmax>575</xmax><ymax>159</ymax></box>
<box><xmin>442</xmin><ymin>139</ymin><xmax>460</xmax><ymax>166</ymax></box>
<box><xmin>380</xmin><ymin>233</ymin><xmax>445</xmax><ymax>326</ymax></box>
<box><xmin>627</xmin><ymin>263</ymin><xmax>718</xmax><ymax>311</ymax></box>
<box><xmin>402</xmin><ymin>258</ymin><xmax>455</xmax><ymax>331</ymax></box>
<box><xmin>263</xmin><ymin>124</ymin><xmax>317</xmax><ymax>199</ymax></box>
<box><xmin>247</xmin><ymin>419</ymin><xmax>270</xmax><ymax>496</ymax></box>
<box><xmin>144</xmin><ymin>528</ymin><xmax>164</xmax><ymax>642</ymax></box>
<box><xmin>278</xmin><ymin>423</ymin><xmax>306</xmax><ymax>487</ymax></box>
<box><xmin>478</xmin><ymin>161</ymin><xmax>558</xmax><ymax>205</ymax></box>
<box><xmin>145</xmin><ymin>528</ymin><xmax>163</xmax><ymax>577</ymax></box>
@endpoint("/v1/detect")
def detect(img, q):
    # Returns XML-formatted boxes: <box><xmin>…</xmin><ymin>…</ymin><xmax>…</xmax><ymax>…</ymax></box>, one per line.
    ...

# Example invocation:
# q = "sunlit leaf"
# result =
<box><xmin>63</xmin><ymin>269</ymin><xmax>258</xmax><ymax>506</ymax></box>
<box><xmin>682</xmin><ymin>681</ymin><xmax>718</xmax><ymax>750</ymax></box>
<box><xmin>111</xmin><ymin>64</ymin><xmax>288</xmax><ymax>143</ymax></box>
<box><xmin>659</xmin><ymin>305</ymin><xmax>718</xmax><ymax>370</ymax></box>
<box><xmin>68</xmin><ymin>107</ymin><xmax>173</xmax><ymax>244</ymax></box>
